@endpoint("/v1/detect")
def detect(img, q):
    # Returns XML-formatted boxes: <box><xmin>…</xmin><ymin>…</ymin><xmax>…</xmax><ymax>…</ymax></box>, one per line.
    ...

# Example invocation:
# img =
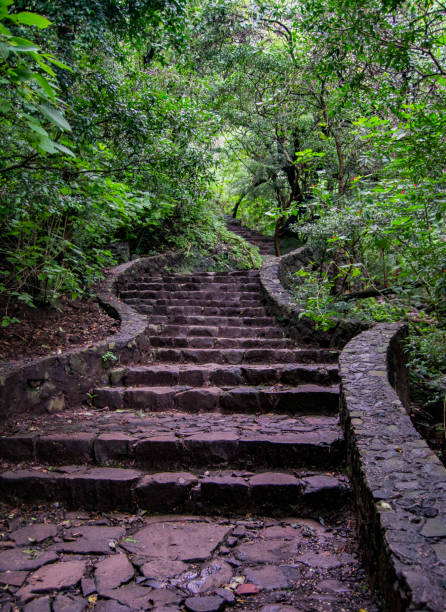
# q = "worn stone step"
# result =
<box><xmin>0</xmin><ymin>466</ymin><xmax>349</xmax><ymax>513</ymax></box>
<box><xmin>149</xmin><ymin>305</ymin><xmax>268</xmax><ymax>316</ymax></box>
<box><xmin>110</xmin><ymin>363</ymin><xmax>339</xmax><ymax>388</ymax></box>
<box><xmin>93</xmin><ymin>384</ymin><xmax>339</xmax><ymax>415</ymax></box>
<box><xmin>154</xmin><ymin>325</ymin><xmax>284</xmax><ymax>338</ymax></box>
<box><xmin>0</xmin><ymin>421</ymin><xmax>344</xmax><ymax>470</ymax></box>
<box><xmin>133</xmin><ymin>275</ymin><xmax>260</xmax><ymax>286</ymax></box>
<box><xmin>0</xmin><ymin>411</ymin><xmax>343</xmax><ymax>470</ymax></box>
<box><xmin>150</xmin><ymin>316</ymin><xmax>278</xmax><ymax>326</ymax></box>
<box><xmin>138</xmin><ymin>269</ymin><xmax>260</xmax><ymax>279</ymax></box>
<box><xmin>129</xmin><ymin>298</ymin><xmax>265</xmax><ymax>309</ymax></box>
<box><xmin>123</xmin><ymin>282</ymin><xmax>260</xmax><ymax>292</ymax></box>
<box><xmin>152</xmin><ymin>347</ymin><xmax>339</xmax><ymax>364</ymax></box>
<box><xmin>121</xmin><ymin>289</ymin><xmax>262</xmax><ymax>300</ymax></box>
<box><xmin>149</xmin><ymin>336</ymin><xmax>294</xmax><ymax>349</ymax></box>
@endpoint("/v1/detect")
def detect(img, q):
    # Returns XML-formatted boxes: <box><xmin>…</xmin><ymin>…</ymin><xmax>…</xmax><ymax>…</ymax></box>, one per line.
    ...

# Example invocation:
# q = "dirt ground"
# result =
<box><xmin>0</xmin><ymin>296</ymin><xmax>119</xmax><ymax>365</ymax></box>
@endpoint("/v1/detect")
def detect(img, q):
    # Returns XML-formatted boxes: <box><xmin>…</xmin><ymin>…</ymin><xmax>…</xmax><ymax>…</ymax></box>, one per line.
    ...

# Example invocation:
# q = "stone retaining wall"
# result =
<box><xmin>340</xmin><ymin>323</ymin><xmax>446</xmax><ymax>611</ymax></box>
<box><xmin>259</xmin><ymin>248</ymin><xmax>369</xmax><ymax>348</ymax></box>
<box><xmin>0</xmin><ymin>253</ymin><xmax>183</xmax><ymax>419</ymax></box>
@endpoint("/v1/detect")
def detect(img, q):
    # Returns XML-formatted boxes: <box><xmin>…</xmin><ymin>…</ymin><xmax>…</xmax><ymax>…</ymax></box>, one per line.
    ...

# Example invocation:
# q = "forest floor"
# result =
<box><xmin>0</xmin><ymin>296</ymin><xmax>119</xmax><ymax>365</ymax></box>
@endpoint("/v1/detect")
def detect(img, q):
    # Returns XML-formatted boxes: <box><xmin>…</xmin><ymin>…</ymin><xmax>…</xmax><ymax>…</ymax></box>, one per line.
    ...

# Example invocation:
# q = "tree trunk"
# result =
<box><xmin>274</xmin><ymin>217</ymin><xmax>283</xmax><ymax>256</ymax></box>
<box><xmin>232</xmin><ymin>193</ymin><xmax>245</xmax><ymax>218</ymax></box>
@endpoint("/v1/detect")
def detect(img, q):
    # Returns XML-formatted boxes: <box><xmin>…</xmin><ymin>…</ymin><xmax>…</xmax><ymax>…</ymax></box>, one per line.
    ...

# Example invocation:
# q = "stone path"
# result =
<box><xmin>224</xmin><ymin>219</ymin><xmax>275</xmax><ymax>256</ymax></box>
<box><xmin>0</xmin><ymin>223</ymin><xmax>378</xmax><ymax>610</ymax></box>
<box><xmin>0</xmin><ymin>505</ymin><xmax>376</xmax><ymax>612</ymax></box>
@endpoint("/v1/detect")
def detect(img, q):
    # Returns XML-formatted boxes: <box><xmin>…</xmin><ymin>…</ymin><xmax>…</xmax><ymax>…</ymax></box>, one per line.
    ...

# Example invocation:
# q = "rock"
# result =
<box><xmin>235</xmin><ymin>583</ymin><xmax>261</xmax><ymax>595</ymax></box>
<box><xmin>54</xmin><ymin>526</ymin><xmax>125</xmax><ymax>554</ymax></box>
<box><xmin>185</xmin><ymin>595</ymin><xmax>225</xmax><ymax>612</ymax></box>
<box><xmin>136</xmin><ymin>472</ymin><xmax>197</xmax><ymax>511</ymax></box>
<box><xmin>0</xmin><ymin>550</ymin><xmax>58</xmax><ymax>572</ymax></box>
<box><xmin>0</xmin><ymin>571</ymin><xmax>28</xmax><ymax>587</ymax></box>
<box><xmin>187</xmin><ymin>559</ymin><xmax>233</xmax><ymax>594</ymax></box>
<box><xmin>95</xmin><ymin>553</ymin><xmax>134</xmax><ymax>592</ymax></box>
<box><xmin>244</xmin><ymin>566</ymin><xmax>288</xmax><ymax>591</ymax></box>
<box><xmin>317</xmin><ymin>580</ymin><xmax>351</xmax><ymax>593</ymax></box>
<box><xmin>11</xmin><ymin>525</ymin><xmax>58</xmax><ymax>547</ymax></box>
<box><xmin>94</xmin><ymin>602</ymin><xmax>132</xmax><ymax>612</ymax></box>
<box><xmin>260</xmin><ymin>606</ymin><xmax>301</xmax><ymax>612</ymax></box>
<box><xmin>149</xmin><ymin>591</ymin><xmax>183</xmax><ymax>606</ymax></box>
<box><xmin>23</xmin><ymin>597</ymin><xmax>51</xmax><ymax>612</ymax></box>
<box><xmin>231</xmin><ymin>526</ymin><xmax>246</xmax><ymax>538</ymax></box>
<box><xmin>235</xmin><ymin>540</ymin><xmax>298</xmax><ymax>563</ymax></box>
<box><xmin>94</xmin><ymin>601</ymin><xmax>132</xmax><ymax>612</ymax></box>
<box><xmin>260</xmin><ymin>526</ymin><xmax>296</xmax><ymax>540</ymax></box>
<box><xmin>215</xmin><ymin>588</ymin><xmax>235</xmax><ymax>604</ymax></box>
<box><xmin>141</xmin><ymin>560</ymin><xmax>187</xmax><ymax>580</ymax></box>
<box><xmin>420</xmin><ymin>518</ymin><xmax>446</xmax><ymax>538</ymax></box>
<box><xmin>81</xmin><ymin>577</ymin><xmax>95</xmax><ymax>597</ymax></box>
<box><xmin>120</xmin><ymin>521</ymin><xmax>232</xmax><ymax>562</ymax></box>
<box><xmin>433</xmin><ymin>542</ymin><xmax>446</xmax><ymax>561</ymax></box>
<box><xmin>26</xmin><ymin>560</ymin><xmax>87</xmax><ymax>593</ymax></box>
<box><xmin>292</xmin><ymin>551</ymin><xmax>355</xmax><ymax>569</ymax></box>
<box><xmin>53</xmin><ymin>594</ymin><xmax>87</xmax><ymax>612</ymax></box>
<box><xmin>100</xmin><ymin>585</ymin><xmax>151</xmax><ymax>609</ymax></box>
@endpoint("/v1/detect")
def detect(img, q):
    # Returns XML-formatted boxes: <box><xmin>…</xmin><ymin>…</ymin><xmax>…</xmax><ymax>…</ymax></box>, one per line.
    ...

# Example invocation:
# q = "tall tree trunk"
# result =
<box><xmin>232</xmin><ymin>193</ymin><xmax>245</xmax><ymax>218</ymax></box>
<box><xmin>274</xmin><ymin>217</ymin><xmax>283</xmax><ymax>257</ymax></box>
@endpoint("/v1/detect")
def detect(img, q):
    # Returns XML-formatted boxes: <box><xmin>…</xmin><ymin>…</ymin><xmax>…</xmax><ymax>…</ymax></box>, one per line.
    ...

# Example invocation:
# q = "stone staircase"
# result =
<box><xmin>0</xmin><ymin>225</ymin><xmax>377</xmax><ymax>611</ymax></box>
<box><xmin>0</xmin><ymin>269</ymin><xmax>346</xmax><ymax>516</ymax></box>
<box><xmin>225</xmin><ymin>218</ymin><xmax>275</xmax><ymax>256</ymax></box>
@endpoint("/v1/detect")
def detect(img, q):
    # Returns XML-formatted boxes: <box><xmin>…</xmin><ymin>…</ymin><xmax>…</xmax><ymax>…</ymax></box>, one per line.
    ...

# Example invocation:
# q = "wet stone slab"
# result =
<box><xmin>0</xmin><ymin>502</ymin><xmax>377</xmax><ymax>612</ymax></box>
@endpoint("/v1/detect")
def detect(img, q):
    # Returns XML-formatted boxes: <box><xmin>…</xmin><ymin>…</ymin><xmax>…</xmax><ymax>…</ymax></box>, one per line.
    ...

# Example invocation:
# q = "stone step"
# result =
<box><xmin>149</xmin><ymin>336</ymin><xmax>294</xmax><ymax>349</ymax></box>
<box><xmin>147</xmin><ymin>315</ymin><xmax>278</xmax><ymax>326</ymax></box>
<box><xmin>121</xmin><ymin>289</ymin><xmax>261</xmax><ymax>300</ymax></box>
<box><xmin>152</xmin><ymin>325</ymin><xmax>285</xmax><ymax>338</ymax></box>
<box><xmin>149</xmin><ymin>305</ymin><xmax>268</xmax><ymax>316</ymax></box>
<box><xmin>129</xmin><ymin>298</ymin><xmax>265</xmax><ymax>309</ymax></box>
<box><xmin>152</xmin><ymin>347</ymin><xmax>339</xmax><ymax>364</ymax></box>
<box><xmin>133</xmin><ymin>275</ymin><xmax>260</xmax><ymax>285</ymax></box>
<box><xmin>110</xmin><ymin>363</ymin><xmax>339</xmax><ymax>388</ymax></box>
<box><xmin>123</xmin><ymin>282</ymin><xmax>261</xmax><ymax>292</ymax></box>
<box><xmin>0</xmin><ymin>412</ymin><xmax>343</xmax><ymax>470</ymax></box>
<box><xmin>136</xmin><ymin>269</ymin><xmax>260</xmax><ymax>281</ymax></box>
<box><xmin>0</xmin><ymin>467</ymin><xmax>349</xmax><ymax>514</ymax></box>
<box><xmin>93</xmin><ymin>384</ymin><xmax>339</xmax><ymax>415</ymax></box>
<box><xmin>232</xmin><ymin>236</ymin><xmax>272</xmax><ymax>245</ymax></box>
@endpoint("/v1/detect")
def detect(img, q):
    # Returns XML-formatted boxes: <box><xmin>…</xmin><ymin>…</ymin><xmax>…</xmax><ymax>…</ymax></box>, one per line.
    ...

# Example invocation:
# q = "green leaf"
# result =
<box><xmin>29</xmin><ymin>52</ymin><xmax>56</xmax><ymax>77</ymax></box>
<box><xmin>0</xmin><ymin>42</ymin><xmax>9</xmax><ymax>59</ymax></box>
<box><xmin>43</xmin><ymin>54</ymin><xmax>72</xmax><ymax>72</ymax></box>
<box><xmin>0</xmin><ymin>22</ymin><xmax>11</xmax><ymax>35</ymax></box>
<box><xmin>8</xmin><ymin>36</ymin><xmax>40</xmax><ymax>49</ymax></box>
<box><xmin>36</xmin><ymin>136</ymin><xmax>57</xmax><ymax>153</ymax></box>
<box><xmin>0</xmin><ymin>98</ymin><xmax>11</xmax><ymax>114</ymax></box>
<box><xmin>8</xmin><ymin>12</ymin><xmax>51</xmax><ymax>29</ymax></box>
<box><xmin>8</xmin><ymin>43</ymin><xmax>40</xmax><ymax>52</ymax></box>
<box><xmin>33</xmin><ymin>72</ymin><xmax>56</xmax><ymax>100</ymax></box>
<box><xmin>26</xmin><ymin>119</ymin><xmax>49</xmax><ymax>137</ymax></box>
<box><xmin>54</xmin><ymin>142</ymin><xmax>75</xmax><ymax>157</ymax></box>
<box><xmin>38</xmin><ymin>104</ymin><xmax>72</xmax><ymax>132</ymax></box>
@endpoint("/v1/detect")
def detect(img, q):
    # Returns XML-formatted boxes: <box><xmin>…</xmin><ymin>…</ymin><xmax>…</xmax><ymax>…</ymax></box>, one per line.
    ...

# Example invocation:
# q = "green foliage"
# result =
<box><xmin>406</xmin><ymin>326</ymin><xmax>446</xmax><ymax>407</ymax></box>
<box><xmin>101</xmin><ymin>350</ymin><xmax>118</xmax><ymax>367</ymax></box>
<box><xmin>0</xmin><ymin>0</ymin><xmax>225</xmax><ymax>306</ymax></box>
<box><xmin>289</xmin><ymin>268</ymin><xmax>339</xmax><ymax>331</ymax></box>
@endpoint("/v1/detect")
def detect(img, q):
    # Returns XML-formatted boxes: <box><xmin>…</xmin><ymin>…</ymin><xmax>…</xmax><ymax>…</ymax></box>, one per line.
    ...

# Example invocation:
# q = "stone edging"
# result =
<box><xmin>0</xmin><ymin>252</ymin><xmax>183</xmax><ymax>417</ymax></box>
<box><xmin>259</xmin><ymin>247</ymin><xmax>369</xmax><ymax>348</ymax></box>
<box><xmin>340</xmin><ymin>323</ymin><xmax>446</xmax><ymax>611</ymax></box>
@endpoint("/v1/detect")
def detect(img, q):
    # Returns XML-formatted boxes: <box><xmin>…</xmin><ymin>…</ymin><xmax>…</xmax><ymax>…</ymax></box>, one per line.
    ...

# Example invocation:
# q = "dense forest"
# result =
<box><xmin>0</xmin><ymin>1</ymin><xmax>445</xmax><ymax>420</ymax></box>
